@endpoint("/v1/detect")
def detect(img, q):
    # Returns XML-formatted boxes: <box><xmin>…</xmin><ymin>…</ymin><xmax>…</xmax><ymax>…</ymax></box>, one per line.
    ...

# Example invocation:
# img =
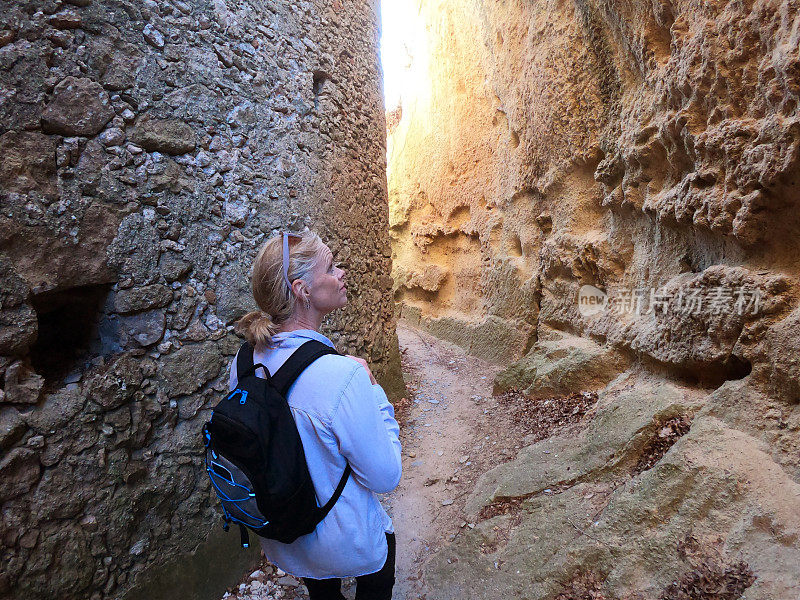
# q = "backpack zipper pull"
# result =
<box><xmin>226</xmin><ymin>389</ymin><xmax>249</xmax><ymax>404</ymax></box>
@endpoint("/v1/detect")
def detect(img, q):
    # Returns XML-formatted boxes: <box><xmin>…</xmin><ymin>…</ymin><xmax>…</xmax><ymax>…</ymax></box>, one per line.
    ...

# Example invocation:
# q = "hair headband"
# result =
<box><xmin>282</xmin><ymin>231</ymin><xmax>302</xmax><ymax>289</ymax></box>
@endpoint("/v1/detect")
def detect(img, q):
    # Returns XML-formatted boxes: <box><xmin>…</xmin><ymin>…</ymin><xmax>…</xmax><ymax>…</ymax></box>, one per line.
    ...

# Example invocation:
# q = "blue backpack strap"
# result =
<box><xmin>270</xmin><ymin>340</ymin><xmax>338</xmax><ymax>397</ymax></box>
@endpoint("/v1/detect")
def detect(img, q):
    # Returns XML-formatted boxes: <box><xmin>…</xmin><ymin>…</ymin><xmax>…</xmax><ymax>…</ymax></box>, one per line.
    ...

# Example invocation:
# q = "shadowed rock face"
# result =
<box><xmin>0</xmin><ymin>1</ymin><xmax>399</xmax><ymax>598</ymax></box>
<box><xmin>387</xmin><ymin>0</ymin><xmax>800</xmax><ymax>597</ymax></box>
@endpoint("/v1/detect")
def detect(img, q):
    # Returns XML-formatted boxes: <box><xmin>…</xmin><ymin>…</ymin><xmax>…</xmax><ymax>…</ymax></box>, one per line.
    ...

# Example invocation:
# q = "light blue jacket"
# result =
<box><xmin>228</xmin><ymin>329</ymin><xmax>402</xmax><ymax>579</ymax></box>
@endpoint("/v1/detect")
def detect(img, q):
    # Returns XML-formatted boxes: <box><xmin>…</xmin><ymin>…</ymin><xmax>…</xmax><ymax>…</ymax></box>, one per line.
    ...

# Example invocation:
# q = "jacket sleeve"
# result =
<box><xmin>330</xmin><ymin>365</ymin><xmax>402</xmax><ymax>494</ymax></box>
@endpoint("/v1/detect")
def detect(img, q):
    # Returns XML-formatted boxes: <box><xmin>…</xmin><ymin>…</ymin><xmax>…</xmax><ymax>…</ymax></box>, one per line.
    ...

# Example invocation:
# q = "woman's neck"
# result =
<box><xmin>279</xmin><ymin>313</ymin><xmax>321</xmax><ymax>333</ymax></box>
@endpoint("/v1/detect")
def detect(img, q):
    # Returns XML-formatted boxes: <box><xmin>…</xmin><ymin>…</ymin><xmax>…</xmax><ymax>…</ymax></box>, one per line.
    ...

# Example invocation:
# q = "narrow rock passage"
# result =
<box><xmin>225</xmin><ymin>322</ymin><xmax>504</xmax><ymax>600</ymax></box>
<box><xmin>385</xmin><ymin>322</ymin><xmax>504</xmax><ymax>600</ymax></box>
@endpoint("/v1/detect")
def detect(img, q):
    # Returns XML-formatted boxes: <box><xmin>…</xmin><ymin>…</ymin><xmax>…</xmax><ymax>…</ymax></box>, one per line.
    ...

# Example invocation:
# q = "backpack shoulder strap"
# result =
<box><xmin>270</xmin><ymin>340</ymin><xmax>339</xmax><ymax>397</ymax></box>
<box><xmin>317</xmin><ymin>463</ymin><xmax>351</xmax><ymax>521</ymax></box>
<box><xmin>236</xmin><ymin>342</ymin><xmax>255</xmax><ymax>380</ymax></box>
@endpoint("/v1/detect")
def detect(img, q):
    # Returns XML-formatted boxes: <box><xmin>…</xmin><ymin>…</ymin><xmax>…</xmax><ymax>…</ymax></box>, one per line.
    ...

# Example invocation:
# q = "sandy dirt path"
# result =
<box><xmin>383</xmin><ymin>322</ymin><xmax>503</xmax><ymax>600</ymax></box>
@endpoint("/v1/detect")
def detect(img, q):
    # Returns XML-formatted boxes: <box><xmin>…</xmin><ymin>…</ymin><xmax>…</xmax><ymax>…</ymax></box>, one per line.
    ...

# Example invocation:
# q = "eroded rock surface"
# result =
<box><xmin>390</xmin><ymin>0</ymin><xmax>800</xmax><ymax>369</ymax></box>
<box><xmin>426</xmin><ymin>375</ymin><xmax>800</xmax><ymax>600</ymax></box>
<box><xmin>387</xmin><ymin>0</ymin><xmax>800</xmax><ymax>597</ymax></box>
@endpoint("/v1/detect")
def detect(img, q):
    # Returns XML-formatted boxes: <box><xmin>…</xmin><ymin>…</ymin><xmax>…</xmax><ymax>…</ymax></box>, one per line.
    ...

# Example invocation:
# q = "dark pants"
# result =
<box><xmin>303</xmin><ymin>533</ymin><xmax>396</xmax><ymax>600</ymax></box>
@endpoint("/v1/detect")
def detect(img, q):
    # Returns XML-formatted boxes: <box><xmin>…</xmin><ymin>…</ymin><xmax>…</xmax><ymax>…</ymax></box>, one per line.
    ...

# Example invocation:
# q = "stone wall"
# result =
<box><xmin>388</xmin><ymin>0</ymin><xmax>800</xmax><ymax>597</ymax></box>
<box><xmin>0</xmin><ymin>1</ymin><xmax>400</xmax><ymax>598</ymax></box>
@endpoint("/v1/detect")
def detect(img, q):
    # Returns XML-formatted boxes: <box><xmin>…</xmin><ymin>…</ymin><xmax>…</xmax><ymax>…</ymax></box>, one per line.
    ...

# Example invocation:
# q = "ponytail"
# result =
<box><xmin>235</xmin><ymin>310</ymin><xmax>279</xmax><ymax>350</ymax></box>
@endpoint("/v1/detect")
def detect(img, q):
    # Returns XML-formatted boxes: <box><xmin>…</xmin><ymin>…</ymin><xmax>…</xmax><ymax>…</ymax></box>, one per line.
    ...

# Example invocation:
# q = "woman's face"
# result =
<box><xmin>305</xmin><ymin>244</ymin><xmax>347</xmax><ymax>315</ymax></box>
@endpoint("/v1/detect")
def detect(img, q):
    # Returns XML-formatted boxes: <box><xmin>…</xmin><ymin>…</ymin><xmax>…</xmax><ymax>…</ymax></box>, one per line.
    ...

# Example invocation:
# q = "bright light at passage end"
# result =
<box><xmin>380</xmin><ymin>0</ymin><xmax>422</xmax><ymax>113</ymax></box>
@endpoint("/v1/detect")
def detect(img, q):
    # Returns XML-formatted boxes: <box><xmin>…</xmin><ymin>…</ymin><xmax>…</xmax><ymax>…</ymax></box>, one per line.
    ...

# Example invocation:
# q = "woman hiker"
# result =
<box><xmin>228</xmin><ymin>229</ymin><xmax>402</xmax><ymax>600</ymax></box>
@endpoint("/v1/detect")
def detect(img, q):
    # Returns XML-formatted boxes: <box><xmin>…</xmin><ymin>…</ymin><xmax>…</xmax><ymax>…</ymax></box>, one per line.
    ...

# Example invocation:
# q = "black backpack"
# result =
<box><xmin>202</xmin><ymin>339</ymin><xmax>351</xmax><ymax>547</ymax></box>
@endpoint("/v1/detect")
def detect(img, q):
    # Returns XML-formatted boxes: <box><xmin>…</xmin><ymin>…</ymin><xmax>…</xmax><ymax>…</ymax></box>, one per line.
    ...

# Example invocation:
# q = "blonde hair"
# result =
<box><xmin>235</xmin><ymin>230</ymin><xmax>326</xmax><ymax>349</ymax></box>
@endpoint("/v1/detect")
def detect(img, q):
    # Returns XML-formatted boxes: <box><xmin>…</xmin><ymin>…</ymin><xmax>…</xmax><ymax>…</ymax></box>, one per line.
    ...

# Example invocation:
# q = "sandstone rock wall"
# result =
<box><xmin>389</xmin><ymin>0</ymin><xmax>800</xmax><ymax>375</ymax></box>
<box><xmin>0</xmin><ymin>1</ymin><xmax>399</xmax><ymax>598</ymax></box>
<box><xmin>388</xmin><ymin>0</ymin><xmax>800</xmax><ymax>597</ymax></box>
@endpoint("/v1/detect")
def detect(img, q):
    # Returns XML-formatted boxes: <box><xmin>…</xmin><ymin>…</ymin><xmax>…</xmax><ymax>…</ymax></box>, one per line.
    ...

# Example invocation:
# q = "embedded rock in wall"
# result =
<box><xmin>387</xmin><ymin>0</ymin><xmax>800</xmax><ymax>597</ymax></box>
<box><xmin>0</xmin><ymin>1</ymin><xmax>399</xmax><ymax>599</ymax></box>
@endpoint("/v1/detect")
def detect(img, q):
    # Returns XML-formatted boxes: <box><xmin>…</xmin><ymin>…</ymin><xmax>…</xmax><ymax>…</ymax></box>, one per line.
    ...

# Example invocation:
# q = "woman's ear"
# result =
<box><xmin>290</xmin><ymin>278</ymin><xmax>306</xmax><ymax>300</ymax></box>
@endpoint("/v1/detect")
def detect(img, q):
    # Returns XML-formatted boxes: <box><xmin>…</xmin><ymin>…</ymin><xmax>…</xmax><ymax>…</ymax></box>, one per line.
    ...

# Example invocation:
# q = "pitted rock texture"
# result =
<box><xmin>386</xmin><ymin>0</ymin><xmax>800</xmax><ymax>597</ymax></box>
<box><xmin>0</xmin><ymin>1</ymin><xmax>399</xmax><ymax>599</ymax></box>
<box><xmin>389</xmin><ymin>0</ymin><xmax>800</xmax><ymax>375</ymax></box>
